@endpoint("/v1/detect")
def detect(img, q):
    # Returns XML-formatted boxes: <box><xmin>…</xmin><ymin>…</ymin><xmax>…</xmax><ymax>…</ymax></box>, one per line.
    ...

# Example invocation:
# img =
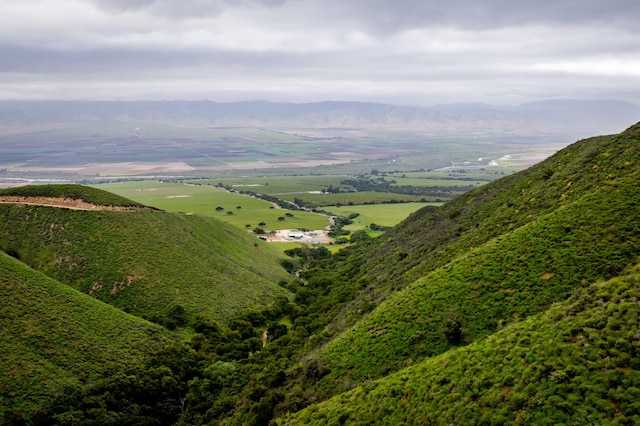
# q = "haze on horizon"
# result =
<box><xmin>1</xmin><ymin>0</ymin><xmax>639</xmax><ymax>106</ymax></box>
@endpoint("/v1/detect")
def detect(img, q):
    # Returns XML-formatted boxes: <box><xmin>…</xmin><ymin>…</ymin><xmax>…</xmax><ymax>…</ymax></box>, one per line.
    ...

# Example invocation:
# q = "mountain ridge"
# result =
<box><xmin>0</xmin><ymin>186</ymin><xmax>291</xmax><ymax>323</ymax></box>
<box><xmin>1</xmin><ymin>99</ymin><xmax>638</xmax><ymax>137</ymax></box>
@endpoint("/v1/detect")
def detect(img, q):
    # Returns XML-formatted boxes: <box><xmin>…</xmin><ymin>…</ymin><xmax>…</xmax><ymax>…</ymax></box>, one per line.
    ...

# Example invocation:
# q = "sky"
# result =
<box><xmin>1</xmin><ymin>0</ymin><xmax>639</xmax><ymax>106</ymax></box>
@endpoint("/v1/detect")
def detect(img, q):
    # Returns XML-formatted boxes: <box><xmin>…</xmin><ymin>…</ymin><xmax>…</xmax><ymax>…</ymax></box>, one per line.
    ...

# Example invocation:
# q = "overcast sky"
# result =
<box><xmin>1</xmin><ymin>0</ymin><xmax>639</xmax><ymax>105</ymax></box>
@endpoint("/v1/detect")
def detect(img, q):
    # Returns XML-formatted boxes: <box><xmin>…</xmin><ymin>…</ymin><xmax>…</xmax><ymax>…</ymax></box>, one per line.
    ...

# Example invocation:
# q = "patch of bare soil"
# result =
<box><xmin>0</xmin><ymin>196</ymin><xmax>151</xmax><ymax>211</ymax></box>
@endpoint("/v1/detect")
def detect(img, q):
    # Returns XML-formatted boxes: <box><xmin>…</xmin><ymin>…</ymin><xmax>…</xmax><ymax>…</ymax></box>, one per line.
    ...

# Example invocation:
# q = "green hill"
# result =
<box><xmin>0</xmin><ymin>183</ymin><xmax>150</xmax><ymax>208</ymax></box>
<box><xmin>281</xmin><ymin>264</ymin><xmax>640</xmax><ymax>425</ymax></box>
<box><xmin>286</xmin><ymin>123</ymin><xmax>640</xmax><ymax>397</ymax></box>
<box><xmin>299</xmin><ymin>123</ymin><xmax>640</xmax><ymax>335</ymax></box>
<box><xmin>0</xmin><ymin>185</ymin><xmax>291</xmax><ymax>323</ymax></box>
<box><xmin>0</xmin><ymin>251</ymin><xmax>172</xmax><ymax>422</ymax></box>
<box><xmin>3</xmin><ymin>123</ymin><xmax>640</xmax><ymax>425</ymax></box>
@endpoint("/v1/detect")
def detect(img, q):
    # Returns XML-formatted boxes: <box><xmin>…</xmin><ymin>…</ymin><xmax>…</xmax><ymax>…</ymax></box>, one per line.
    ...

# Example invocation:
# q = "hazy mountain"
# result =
<box><xmin>0</xmin><ymin>99</ymin><xmax>638</xmax><ymax>137</ymax></box>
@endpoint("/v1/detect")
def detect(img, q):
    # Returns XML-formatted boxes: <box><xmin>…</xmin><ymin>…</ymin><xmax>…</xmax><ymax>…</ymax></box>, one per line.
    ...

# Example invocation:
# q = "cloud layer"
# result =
<box><xmin>1</xmin><ymin>0</ymin><xmax>639</xmax><ymax>104</ymax></box>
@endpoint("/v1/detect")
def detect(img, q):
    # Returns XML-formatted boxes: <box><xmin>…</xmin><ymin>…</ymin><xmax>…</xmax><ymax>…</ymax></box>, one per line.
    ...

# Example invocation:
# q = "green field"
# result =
<box><xmin>187</xmin><ymin>175</ymin><xmax>349</xmax><ymax>195</ymax></box>
<box><xmin>327</xmin><ymin>203</ymin><xmax>441</xmax><ymax>233</ymax></box>
<box><xmin>95</xmin><ymin>181</ymin><xmax>331</xmax><ymax>231</ymax></box>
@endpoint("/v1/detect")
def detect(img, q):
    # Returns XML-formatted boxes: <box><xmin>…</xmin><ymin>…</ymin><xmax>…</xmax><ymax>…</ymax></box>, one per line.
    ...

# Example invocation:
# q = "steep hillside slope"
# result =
<box><xmin>281</xmin><ymin>264</ymin><xmax>640</xmax><ymax>425</ymax></box>
<box><xmin>0</xmin><ymin>185</ymin><xmax>290</xmax><ymax>323</ymax></box>
<box><xmin>278</xmin><ymin>123</ymin><xmax>640</xmax><ymax>403</ymax></box>
<box><xmin>306</xmin><ymin>123</ymin><xmax>640</xmax><ymax>333</ymax></box>
<box><xmin>0</xmin><ymin>251</ymin><xmax>172</xmax><ymax>422</ymax></box>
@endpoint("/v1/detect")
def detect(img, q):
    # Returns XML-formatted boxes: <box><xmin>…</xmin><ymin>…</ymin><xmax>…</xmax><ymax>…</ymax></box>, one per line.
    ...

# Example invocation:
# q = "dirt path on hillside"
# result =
<box><xmin>0</xmin><ymin>196</ymin><xmax>151</xmax><ymax>211</ymax></box>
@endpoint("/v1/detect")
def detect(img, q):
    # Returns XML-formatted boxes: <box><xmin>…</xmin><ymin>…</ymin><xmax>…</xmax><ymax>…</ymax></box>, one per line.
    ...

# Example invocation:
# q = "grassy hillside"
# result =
<box><xmin>312</xmin><ymin>169</ymin><xmax>639</xmax><ymax>390</ymax></box>
<box><xmin>280</xmin><ymin>264</ymin><xmax>640</xmax><ymax>425</ymax></box>
<box><xmin>0</xmin><ymin>251</ymin><xmax>172</xmax><ymax>422</ymax></box>
<box><xmin>0</xmin><ymin>186</ymin><xmax>291</xmax><ymax>323</ymax></box>
<box><xmin>0</xmin><ymin>183</ymin><xmax>150</xmax><ymax>208</ymax></box>
<box><xmin>263</xmin><ymin>123</ymin><xmax>640</xmax><ymax>409</ymax></box>
<box><xmin>4</xmin><ymin>123</ymin><xmax>639</xmax><ymax>425</ymax></box>
<box><xmin>304</xmin><ymin>123</ymin><xmax>640</xmax><ymax>333</ymax></box>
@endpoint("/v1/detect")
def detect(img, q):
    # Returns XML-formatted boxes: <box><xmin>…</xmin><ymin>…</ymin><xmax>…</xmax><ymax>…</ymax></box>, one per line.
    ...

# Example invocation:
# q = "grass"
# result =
<box><xmin>188</xmin><ymin>175</ymin><xmax>350</xmax><ymax>194</ymax></box>
<box><xmin>327</xmin><ymin>203</ymin><xmax>441</xmax><ymax>232</ymax></box>
<box><xmin>0</xmin><ymin>251</ymin><xmax>173</xmax><ymax>419</ymax></box>
<box><xmin>95</xmin><ymin>181</ymin><xmax>331</xmax><ymax>231</ymax></box>
<box><xmin>280</xmin><ymin>264</ymin><xmax>640</xmax><ymax>425</ymax></box>
<box><xmin>0</xmin><ymin>187</ymin><xmax>292</xmax><ymax>323</ymax></box>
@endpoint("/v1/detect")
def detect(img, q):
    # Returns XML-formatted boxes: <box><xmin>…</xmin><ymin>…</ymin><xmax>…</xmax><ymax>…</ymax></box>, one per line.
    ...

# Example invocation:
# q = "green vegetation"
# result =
<box><xmin>0</xmin><ymin>251</ymin><xmax>172</xmax><ymax>421</ymax></box>
<box><xmin>2</xmin><ymin>123</ymin><xmax>639</xmax><ymax>425</ymax></box>
<box><xmin>95</xmin><ymin>181</ymin><xmax>330</xmax><ymax>231</ymax></box>
<box><xmin>0</xmin><ymin>183</ymin><xmax>149</xmax><ymax>208</ymax></box>
<box><xmin>283</xmin><ymin>265</ymin><xmax>640</xmax><ymax>425</ymax></box>
<box><xmin>327</xmin><ymin>203</ymin><xmax>438</xmax><ymax>233</ymax></box>
<box><xmin>294</xmin><ymin>123</ymin><xmax>640</xmax><ymax>397</ymax></box>
<box><xmin>0</xmin><ymin>189</ymin><xmax>290</xmax><ymax>323</ymax></box>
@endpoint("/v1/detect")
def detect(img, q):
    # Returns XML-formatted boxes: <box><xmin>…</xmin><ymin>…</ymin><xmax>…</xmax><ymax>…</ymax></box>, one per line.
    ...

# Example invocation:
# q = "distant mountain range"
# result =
<box><xmin>1</xmin><ymin>99</ymin><xmax>638</xmax><ymax>137</ymax></box>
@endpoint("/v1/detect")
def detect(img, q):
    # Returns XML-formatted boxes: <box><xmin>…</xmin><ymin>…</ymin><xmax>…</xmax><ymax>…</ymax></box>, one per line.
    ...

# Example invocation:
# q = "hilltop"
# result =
<box><xmin>0</xmin><ymin>185</ymin><xmax>290</xmax><ymax>323</ymax></box>
<box><xmin>0</xmin><ymin>184</ymin><xmax>150</xmax><ymax>208</ymax></box>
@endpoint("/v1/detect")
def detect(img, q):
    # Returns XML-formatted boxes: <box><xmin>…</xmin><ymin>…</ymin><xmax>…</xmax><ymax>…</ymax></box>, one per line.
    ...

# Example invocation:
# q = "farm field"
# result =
<box><xmin>95</xmin><ymin>180</ymin><xmax>331</xmax><ymax>232</ymax></box>
<box><xmin>95</xmin><ymin>180</ymin><xmax>439</xmax><ymax>240</ymax></box>
<box><xmin>327</xmin><ymin>202</ymin><xmax>441</xmax><ymax>234</ymax></box>
<box><xmin>185</xmin><ymin>175</ymin><xmax>349</xmax><ymax>195</ymax></box>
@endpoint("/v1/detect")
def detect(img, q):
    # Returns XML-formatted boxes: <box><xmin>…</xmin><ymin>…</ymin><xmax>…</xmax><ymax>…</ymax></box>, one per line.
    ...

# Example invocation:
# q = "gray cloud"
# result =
<box><xmin>318</xmin><ymin>0</ymin><xmax>640</xmax><ymax>33</ymax></box>
<box><xmin>91</xmin><ymin>0</ymin><xmax>291</xmax><ymax>18</ymax></box>
<box><xmin>0</xmin><ymin>0</ymin><xmax>638</xmax><ymax>104</ymax></box>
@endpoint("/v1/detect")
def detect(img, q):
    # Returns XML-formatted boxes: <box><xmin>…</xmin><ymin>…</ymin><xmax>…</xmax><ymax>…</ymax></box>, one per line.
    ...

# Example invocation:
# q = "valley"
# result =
<box><xmin>1</xmin><ymin>102</ymin><xmax>639</xmax><ymax>425</ymax></box>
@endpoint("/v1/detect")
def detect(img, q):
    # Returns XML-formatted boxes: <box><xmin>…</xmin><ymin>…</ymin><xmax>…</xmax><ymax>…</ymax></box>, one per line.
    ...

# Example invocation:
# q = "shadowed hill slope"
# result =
<box><xmin>0</xmin><ymin>251</ymin><xmax>173</xmax><ymax>421</ymax></box>
<box><xmin>0</xmin><ymin>185</ymin><xmax>290</xmax><ymax>323</ymax></box>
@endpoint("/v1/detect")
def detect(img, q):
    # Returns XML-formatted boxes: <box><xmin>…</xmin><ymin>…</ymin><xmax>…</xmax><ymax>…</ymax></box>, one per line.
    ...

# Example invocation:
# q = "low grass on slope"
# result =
<box><xmin>280</xmin><ymin>264</ymin><xmax>640</xmax><ymax>425</ymax></box>
<box><xmin>313</xmin><ymin>178</ymin><xmax>640</xmax><ymax>391</ymax></box>
<box><xmin>0</xmin><ymin>183</ymin><xmax>149</xmax><ymax>208</ymax></box>
<box><xmin>282</xmin><ymin>123</ymin><xmax>640</xmax><ymax>401</ymax></box>
<box><xmin>0</xmin><ymin>187</ymin><xmax>291</xmax><ymax>323</ymax></box>
<box><xmin>313</xmin><ymin>123</ymin><xmax>640</xmax><ymax>328</ymax></box>
<box><xmin>0</xmin><ymin>251</ymin><xmax>172</xmax><ymax>421</ymax></box>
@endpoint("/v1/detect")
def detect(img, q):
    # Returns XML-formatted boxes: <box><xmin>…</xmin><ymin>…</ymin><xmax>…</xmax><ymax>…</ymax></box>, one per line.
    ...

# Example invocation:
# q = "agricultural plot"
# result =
<box><xmin>0</xmin><ymin>119</ymin><xmax>562</xmax><ymax>179</ymax></box>
<box><xmin>95</xmin><ymin>181</ymin><xmax>330</xmax><ymax>232</ymax></box>
<box><xmin>278</xmin><ymin>191</ymin><xmax>428</xmax><ymax>206</ymax></box>
<box><xmin>187</xmin><ymin>175</ymin><xmax>349</xmax><ymax>195</ymax></box>
<box><xmin>327</xmin><ymin>202</ymin><xmax>441</xmax><ymax>233</ymax></box>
